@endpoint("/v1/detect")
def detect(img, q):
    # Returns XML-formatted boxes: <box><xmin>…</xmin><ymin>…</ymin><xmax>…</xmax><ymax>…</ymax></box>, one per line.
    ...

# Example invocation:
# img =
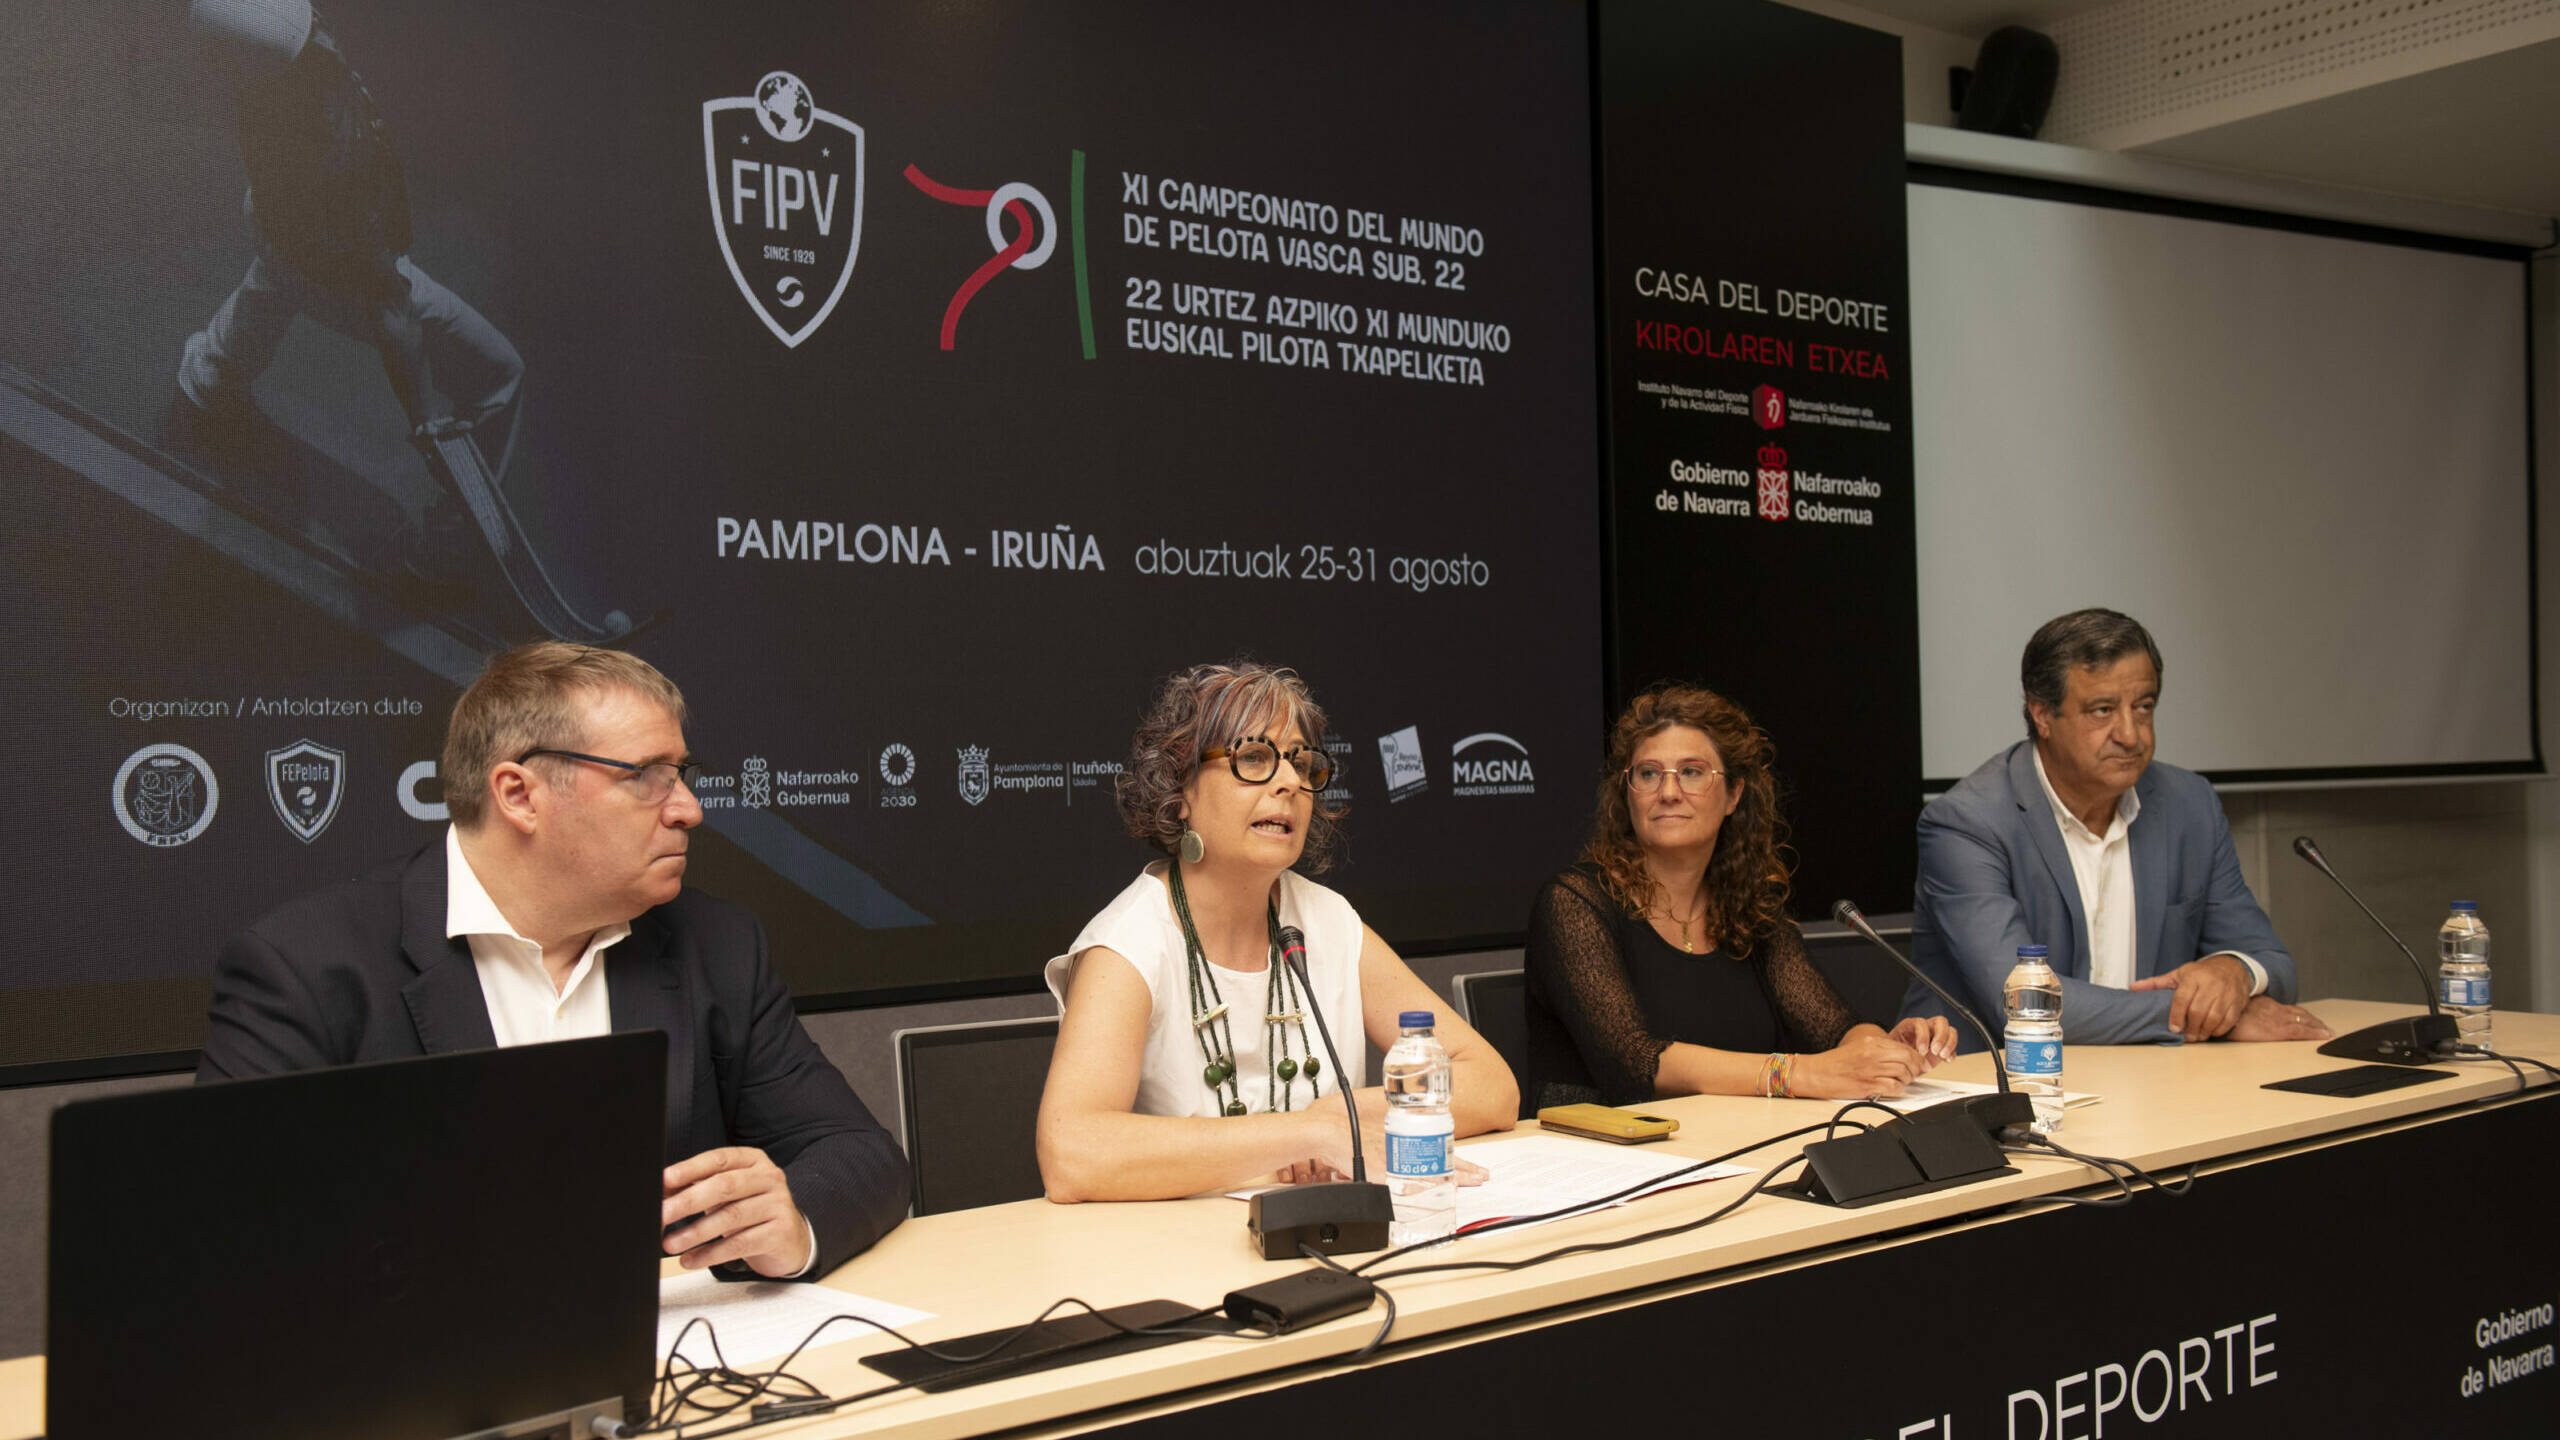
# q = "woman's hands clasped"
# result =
<box><xmin>1795</xmin><ymin>1017</ymin><xmax>1958</xmax><ymax>1099</ymax></box>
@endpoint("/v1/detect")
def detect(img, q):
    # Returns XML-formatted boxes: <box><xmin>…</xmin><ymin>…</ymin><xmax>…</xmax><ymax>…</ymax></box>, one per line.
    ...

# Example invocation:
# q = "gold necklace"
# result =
<box><xmin>1658</xmin><ymin>896</ymin><xmax>1705</xmax><ymax>953</ymax></box>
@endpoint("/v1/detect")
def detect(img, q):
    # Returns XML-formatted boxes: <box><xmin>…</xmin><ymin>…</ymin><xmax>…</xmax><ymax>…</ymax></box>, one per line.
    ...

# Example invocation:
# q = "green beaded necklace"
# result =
<box><xmin>1167</xmin><ymin>860</ymin><xmax>1322</xmax><ymax>1115</ymax></box>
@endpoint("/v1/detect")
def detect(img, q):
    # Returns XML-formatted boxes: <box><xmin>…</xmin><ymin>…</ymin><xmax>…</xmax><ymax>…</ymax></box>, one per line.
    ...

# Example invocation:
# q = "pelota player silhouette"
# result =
<box><xmin>169</xmin><ymin>0</ymin><xmax>629</xmax><ymax>640</ymax></box>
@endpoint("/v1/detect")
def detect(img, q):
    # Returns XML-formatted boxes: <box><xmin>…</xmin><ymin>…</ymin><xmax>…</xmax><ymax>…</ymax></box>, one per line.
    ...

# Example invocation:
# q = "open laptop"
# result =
<box><xmin>46</xmin><ymin>1032</ymin><xmax>666</xmax><ymax>1440</ymax></box>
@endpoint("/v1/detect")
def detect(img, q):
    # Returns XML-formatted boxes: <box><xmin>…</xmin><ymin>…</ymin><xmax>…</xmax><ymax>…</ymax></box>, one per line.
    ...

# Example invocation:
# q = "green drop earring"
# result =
<box><xmin>1179</xmin><ymin>827</ymin><xmax>1205</xmax><ymax>864</ymax></box>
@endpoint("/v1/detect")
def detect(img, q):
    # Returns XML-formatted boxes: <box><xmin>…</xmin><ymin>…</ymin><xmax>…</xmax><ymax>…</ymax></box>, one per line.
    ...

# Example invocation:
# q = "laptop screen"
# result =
<box><xmin>47</xmin><ymin>1033</ymin><xmax>664</xmax><ymax>1440</ymax></box>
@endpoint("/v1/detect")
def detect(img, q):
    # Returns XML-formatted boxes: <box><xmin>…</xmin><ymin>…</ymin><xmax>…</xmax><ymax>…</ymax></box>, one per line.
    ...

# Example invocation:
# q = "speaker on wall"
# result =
<box><xmin>1953</xmin><ymin>26</ymin><xmax>2058</xmax><ymax>139</ymax></box>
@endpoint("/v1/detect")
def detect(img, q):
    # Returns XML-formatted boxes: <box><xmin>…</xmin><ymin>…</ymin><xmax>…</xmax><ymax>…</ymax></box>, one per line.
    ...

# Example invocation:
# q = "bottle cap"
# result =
<box><xmin>1399</xmin><ymin>1010</ymin><xmax>1435</xmax><ymax>1030</ymax></box>
<box><xmin>2016</xmin><ymin>944</ymin><xmax>2049</xmax><ymax>959</ymax></box>
<box><xmin>2451</xmin><ymin>901</ymin><xmax>2478</xmax><ymax>912</ymax></box>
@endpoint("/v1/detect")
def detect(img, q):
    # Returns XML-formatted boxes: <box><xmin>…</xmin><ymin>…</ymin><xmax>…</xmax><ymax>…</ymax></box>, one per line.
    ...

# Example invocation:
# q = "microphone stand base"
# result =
<box><xmin>1248</xmin><ymin>1181</ymin><xmax>1394</xmax><ymax>1260</ymax></box>
<box><xmin>1772</xmin><ymin>1101</ymin><xmax>2022</xmax><ymax>1208</ymax></box>
<box><xmin>2317</xmin><ymin>1012</ymin><xmax>2461</xmax><ymax>1067</ymax></box>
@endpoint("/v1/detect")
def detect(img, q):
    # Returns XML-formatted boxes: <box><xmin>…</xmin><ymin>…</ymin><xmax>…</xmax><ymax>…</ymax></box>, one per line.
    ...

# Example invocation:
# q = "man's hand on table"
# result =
<box><xmin>662</xmin><ymin>1146</ymin><xmax>815</xmax><ymax>1278</ymax></box>
<box><xmin>2224</xmin><ymin>995</ymin><xmax>2336</xmax><ymax>1043</ymax></box>
<box><xmin>2130</xmin><ymin>953</ymin><xmax>2254</xmax><ymax>1040</ymax></box>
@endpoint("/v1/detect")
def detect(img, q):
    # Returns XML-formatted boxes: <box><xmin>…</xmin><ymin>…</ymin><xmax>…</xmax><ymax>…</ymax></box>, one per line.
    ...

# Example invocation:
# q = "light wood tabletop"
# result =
<box><xmin>7</xmin><ymin>997</ymin><xmax>2552</xmax><ymax>1440</ymax></box>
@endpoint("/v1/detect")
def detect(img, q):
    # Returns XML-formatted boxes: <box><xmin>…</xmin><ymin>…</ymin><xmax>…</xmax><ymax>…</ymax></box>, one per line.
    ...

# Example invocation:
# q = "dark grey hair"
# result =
<box><xmin>2021</xmin><ymin>609</ymin><xmax>2162</xmax><ymax>737</ymax></box>
<box><xmin>1115</xmin><ymin>660</ymin><xmax>1345</xmax><ymax>871</ymax></box>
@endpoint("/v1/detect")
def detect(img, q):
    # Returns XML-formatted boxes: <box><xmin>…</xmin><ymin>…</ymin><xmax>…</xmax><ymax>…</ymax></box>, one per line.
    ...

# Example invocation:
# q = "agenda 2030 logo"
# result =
<box><xmin>704</xmin><ymin>70</ymin><xmax>865</xmax><ymax>348</ymax></box>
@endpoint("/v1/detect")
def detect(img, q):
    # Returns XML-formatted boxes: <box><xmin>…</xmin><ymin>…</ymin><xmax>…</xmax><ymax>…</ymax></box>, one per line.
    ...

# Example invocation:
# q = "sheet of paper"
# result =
<box><xmin>1453</xmin><ymin>1133</ymin><xmax>1749</xmax><ymax>1232</ymax></box>
<box><xmin>658</xmin><ymin>1271</ymin><xmax>936</xmax><ymax>1368</ymax></box>
<box><xmin>1876</xmin><ymin>1077</ymin><xmax>2100</xmax><ymax>1113</ymax></box>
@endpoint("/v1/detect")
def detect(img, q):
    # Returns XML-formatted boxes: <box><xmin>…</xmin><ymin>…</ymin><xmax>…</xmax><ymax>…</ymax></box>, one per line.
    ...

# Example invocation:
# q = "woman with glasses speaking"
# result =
<box><xmin>1036</xmin><ymin>661</ymin><xmax>1517</xmax><ymax>1202</ymax></box>
<box><xmin>1523</xmin><ymin>686</ymin><xmax>1957</xmax><ymax>1112</ymax></box>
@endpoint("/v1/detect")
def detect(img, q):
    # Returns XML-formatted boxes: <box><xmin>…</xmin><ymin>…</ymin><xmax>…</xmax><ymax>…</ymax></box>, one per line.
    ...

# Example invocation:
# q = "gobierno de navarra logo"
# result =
<box><xmin>705</xmin><ymin>71</ymin><xmax>866</xmax><ymax>348</ymax></box>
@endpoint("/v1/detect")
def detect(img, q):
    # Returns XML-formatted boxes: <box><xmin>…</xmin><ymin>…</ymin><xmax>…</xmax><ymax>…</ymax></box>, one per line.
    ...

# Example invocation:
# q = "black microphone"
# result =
<box><xmin>1767</xmin><ymin>903</ymin><xmax>2027</xmax><ymax>1207</ymax></box>
<box><xmin>2292</xmin><ymin>836</ymin><xmax>2459</xmax><ymax>1065</ymax></box>
<box><xmin>1832</xmin><ymin>900</ymin><xmax>2036</xmax><ymax>1135</ymax></box>
<box><xmin>1246</xmin><ymin>925</ymin><xmax>1394</xmax><ymax>1259</ymax></box>
<box><xmin>1278</xmin><ymin>926</ymin><xmax>1367</xmax><ymax>1183</ymax></box>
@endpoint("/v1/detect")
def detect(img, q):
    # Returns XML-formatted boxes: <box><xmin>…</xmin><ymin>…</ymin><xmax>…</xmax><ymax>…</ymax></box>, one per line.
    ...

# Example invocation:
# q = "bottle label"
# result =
<box><xmin>1385</xmin><ymin>1128</ymin><xmax>1450</xmax><ymax>1178</ymax></box>
<box><xmin>2441</xmin><ymin>975</ymin><xmax>2491</xmax><ymax>1008</ymax></box>
<box><xmin>2006</xmin><ymin>1036</ymin><xmax>2062</xmax><ymax>1079</ymax></box>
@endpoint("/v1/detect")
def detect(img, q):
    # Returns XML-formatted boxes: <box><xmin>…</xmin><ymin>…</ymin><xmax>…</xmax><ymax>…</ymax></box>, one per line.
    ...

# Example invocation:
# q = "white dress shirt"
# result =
<box><xmin>444</xmin><ymin>826</ymin><xmax>816</xmax><ymax>1276</ymax></box>
<box><xmin>2030</xmin><ymin>752</ymin><xmax>2265</xmax><ymax>996</ymax></box>
<box><xmin>446</xmin><ymin>825</ymin><xmax>624</xmax><ymax>1046</ymax></box>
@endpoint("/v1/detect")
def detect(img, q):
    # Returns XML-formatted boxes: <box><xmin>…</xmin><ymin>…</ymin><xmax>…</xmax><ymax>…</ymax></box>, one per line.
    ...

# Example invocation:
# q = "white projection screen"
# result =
<box><xmin>1908</xmin><ymin>177</ymin><xmax>2537</xmax><ymax>785</ymax></box>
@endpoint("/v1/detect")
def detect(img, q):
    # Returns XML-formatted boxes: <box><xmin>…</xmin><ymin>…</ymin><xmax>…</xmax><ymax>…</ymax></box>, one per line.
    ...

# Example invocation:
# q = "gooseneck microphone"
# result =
<box><xmin>2291</xmin><ymin>836</ymin><xmax>2459</xmax><ymax>1065</ymax></box>
<box><xmin>1833</xmin><ymin>901</ymin><xmax>2014</xmax><ymax>1096</ymax></box>
<box><xmin>1279</xmin><ymin>925</ymin><xmax>1368</xmax><ymax>1183</ymax></box>
<box><xmin>1771</xmin><ymin>903</ymin><xmax>2026</xmax><ymax>1208</ymax></box>
<box><xmin>1832</xmin><ymin>900</ymin><xmax>2035</xmax><ymax>1135</ymax></box>
<box><xmin>1246</xmin><ymin>925</ymin><xmax>1394</xmax><ymax>1259</ymax></box>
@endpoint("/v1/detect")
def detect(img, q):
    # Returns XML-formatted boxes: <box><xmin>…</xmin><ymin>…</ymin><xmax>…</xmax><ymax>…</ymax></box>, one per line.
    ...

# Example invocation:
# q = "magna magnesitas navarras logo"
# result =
<box><xmin>704</xmin><ymin>70</ymin><xmax>866</xmax><ymax>347</ymax></box>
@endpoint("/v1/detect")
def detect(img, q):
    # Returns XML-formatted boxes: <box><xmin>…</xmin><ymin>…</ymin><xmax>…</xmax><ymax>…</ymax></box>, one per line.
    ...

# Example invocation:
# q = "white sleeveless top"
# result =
<box><xmin>1045</xmin><ymin>865</ymin><xmax>1368</xmax><ymax>1119</ymax></box>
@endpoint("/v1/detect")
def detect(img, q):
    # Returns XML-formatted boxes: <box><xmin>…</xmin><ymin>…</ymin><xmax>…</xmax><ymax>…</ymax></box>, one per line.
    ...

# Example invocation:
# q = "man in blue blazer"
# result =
<box><xmin>1905</xmin><ymin>610</ymin><xmax>2333</xmax><ymax>1049</ymax></box>
<box><xmin>199</xmin><ymin>643</ymin><xmax>909</xmax><ymax>1279</ymax></box>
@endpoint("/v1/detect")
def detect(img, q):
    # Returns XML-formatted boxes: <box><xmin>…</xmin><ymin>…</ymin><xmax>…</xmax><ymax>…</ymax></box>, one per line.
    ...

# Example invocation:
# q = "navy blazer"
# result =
<box><xmin>197</xmin><ymin>842</ymin><xmax>910</xmax><ymax>1277</ymax></box>
<box><xmin>1903</xmin><ymin>742</ymin><xmax>2296</xmax><ymax>1049</ymax></box>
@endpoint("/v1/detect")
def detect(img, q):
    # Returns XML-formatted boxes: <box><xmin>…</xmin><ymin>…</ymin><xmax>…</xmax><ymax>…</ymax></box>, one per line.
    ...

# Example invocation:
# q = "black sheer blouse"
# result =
<box><xmin>1523</xmin><ymin>863</ymin><xmax>1859</xmax><ymax>1110</ymax></box>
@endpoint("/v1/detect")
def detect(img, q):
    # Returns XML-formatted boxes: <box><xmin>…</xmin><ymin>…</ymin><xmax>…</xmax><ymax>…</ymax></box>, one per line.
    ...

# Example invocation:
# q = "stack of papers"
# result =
<box><xmin>1875</xmin><ymin>1077</ymin><xmax>2100</xmax><ymax>1114</ymax></box>
<box><xmin>658</xmin><ymin>1271</ymin><xmax>935</xmax><ymax>1367</ymax></box>
<box><xmin>1453</xmin><ymin>1133</ymin><xmax>1748</xmax><ymax>1233</ymax></box>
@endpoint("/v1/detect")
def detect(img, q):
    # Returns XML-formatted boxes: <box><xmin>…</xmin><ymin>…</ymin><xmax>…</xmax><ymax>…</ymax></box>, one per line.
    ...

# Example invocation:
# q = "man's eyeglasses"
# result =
<box><xmin>1626</xmin><ymin>762</ymin><xmax>1724</xmax><ymax>795</ymax></box>
<box><xmin>1202</xmin><ymin>736</ymin><xmax>1334</xmax><ymax>792</ymax></box>
<box><xmin>518</xmin><ymin>748</ymin><xmax>700</xmax><ymax>803</ymax></box>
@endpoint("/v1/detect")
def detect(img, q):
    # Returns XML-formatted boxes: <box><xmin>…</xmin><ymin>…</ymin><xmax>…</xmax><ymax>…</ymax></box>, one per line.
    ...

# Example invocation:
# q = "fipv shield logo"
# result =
<box><xmin>1756</xmin><ymin>444</ymin><xmax>1790</xmax><ymax>521</ymax></box>
<box><xmin>264</xmin><ymin>739</ymin><xmax>345</xmax><ymax>843</ymax></box>
<box><xmin>705</xmin><ymin>71</ymin><xmax>865</xmax><ymax>347</ymax></box>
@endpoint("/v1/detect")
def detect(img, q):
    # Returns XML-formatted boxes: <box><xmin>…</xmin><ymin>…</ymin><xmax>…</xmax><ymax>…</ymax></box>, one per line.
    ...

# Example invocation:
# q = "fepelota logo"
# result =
<box><xmin>704</xmin><ymin>70</ymin><xmax>866</xmax><ymax>347</ymax></box>
<box><xmin>264</xmin><ymin>739</ymin><xmax>345</xmax><ymax>843</ymax></box>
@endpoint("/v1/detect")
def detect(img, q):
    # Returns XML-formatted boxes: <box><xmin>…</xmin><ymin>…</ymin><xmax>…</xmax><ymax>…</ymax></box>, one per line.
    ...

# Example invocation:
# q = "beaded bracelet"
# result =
<box><xmin>1760</xmin><ymin>1051</ymin><xmax>1798</xmax><ymax>1099</ymax></box>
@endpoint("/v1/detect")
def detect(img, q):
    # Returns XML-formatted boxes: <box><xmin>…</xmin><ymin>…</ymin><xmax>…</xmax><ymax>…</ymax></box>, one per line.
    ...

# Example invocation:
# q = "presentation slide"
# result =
<box><xmin>0</xmin><ymin>0</ymin><xmax>1602</xmax><ymax>1071</ymax></box>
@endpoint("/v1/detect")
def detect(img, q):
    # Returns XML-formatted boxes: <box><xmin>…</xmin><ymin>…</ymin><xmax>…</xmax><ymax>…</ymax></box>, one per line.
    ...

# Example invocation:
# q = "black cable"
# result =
<box><xmin>1364</xmin><ymin>1152</ymin><xmax>1814</xmax><ymax>1284</ymax></box>
<box><xmin>2456</xmin><ymin>1045</ymin><xmax>2560</xmax><ymax>1094</ymax></box>
<box><xmin>1300</xmin><ymin>1243</ymin><xmax>1399</xmax><ymax>1358</ymax></box>
<box><xmin>1351</xmin><ymin>1113</ymin><xmax>1864</xmax><ymax>1275</ymax></box>
<box><xmin>620</xmin><ymin>1294</ymin><xmax>1275</xmax><ymax>1438</ymax></box>
<box><xmin>1999</xmin><ymin>1143</ymin><xmax>2134</xmax><ymax>1206</ymax></box>
<box><xmin>1826</xmin><ymin>1100</ymin><xmax>1906</xmax><ymax>1137</ymax></box>
<box><xmin>2004</xmin><ymin>1132</ymin><xmax>2199</xmax><ymax>1201</ymax></box>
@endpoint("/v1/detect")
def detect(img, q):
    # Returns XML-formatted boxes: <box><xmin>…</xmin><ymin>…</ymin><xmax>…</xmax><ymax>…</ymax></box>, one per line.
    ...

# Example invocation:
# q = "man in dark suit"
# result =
<box><xmin>200</xmin><ymin>642</ymin><xmax>908</xmax><ymax>1279</ymax></box>
<box><xmin>1904</xmin><ymin>609</ymin><xmax>2333</xmax><ymax>1049</ymax></box>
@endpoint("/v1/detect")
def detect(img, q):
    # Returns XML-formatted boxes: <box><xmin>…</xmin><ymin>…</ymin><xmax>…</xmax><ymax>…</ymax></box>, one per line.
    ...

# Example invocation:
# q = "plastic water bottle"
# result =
<box><xmin>2438</xmin><ymin>902</ymin><xmax>2492</xmax><ymax>1051</ymax></box>
<box><xmin>1382</xmin><ymin>1010</ymin><xmax>1455</xmax><ymax>1246</ymax></box>
<box><xmin>2002</xmin><ymin>945</ymin><xmax>2065</xmax><ymax>1134</ymax></box>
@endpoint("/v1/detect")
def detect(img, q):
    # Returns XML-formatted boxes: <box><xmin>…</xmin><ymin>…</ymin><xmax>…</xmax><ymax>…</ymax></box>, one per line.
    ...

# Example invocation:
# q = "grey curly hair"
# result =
<box><xmin>1115</xmin><ymin>660</ymin><xmax>1346</xmax><ymax>872</ymax></box>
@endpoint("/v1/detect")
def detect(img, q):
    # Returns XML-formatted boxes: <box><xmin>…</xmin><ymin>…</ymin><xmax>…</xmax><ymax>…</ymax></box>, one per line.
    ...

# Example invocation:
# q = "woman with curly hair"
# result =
<box><xmin>1522</xmin><ymin>685</ymin><xmax>1956</xmax><ymax>1110</ymax></box>
<box><xmin>1037</xmin><ymin>661</ymin><xmax>1517</xmax><ymax>1203</ymax></box>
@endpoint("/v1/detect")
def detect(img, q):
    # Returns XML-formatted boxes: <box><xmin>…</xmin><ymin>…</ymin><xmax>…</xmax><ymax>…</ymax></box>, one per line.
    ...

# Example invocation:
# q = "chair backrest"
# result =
<box><xmin>1450</xmin><ymin>968</ymin><xmax>1530</xmax><ymax>1118</ymax></box>
<box><xmin>1802</xmin><ymin>923</ymin><xmax>1912</xmax><ymax>1030</ymax></box>
<box><xmin>894</xmin><ymin>1016</ymin><xmax>1061</xmax><ymax>1216</ymax></box>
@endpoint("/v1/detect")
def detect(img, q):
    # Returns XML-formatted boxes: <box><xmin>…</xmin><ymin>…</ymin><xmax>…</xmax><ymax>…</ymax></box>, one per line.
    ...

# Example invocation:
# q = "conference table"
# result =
<box><xmin>7</xmin><ymin>996</ymin><xmax>2556</xmax><ymax>1437</ymax></box>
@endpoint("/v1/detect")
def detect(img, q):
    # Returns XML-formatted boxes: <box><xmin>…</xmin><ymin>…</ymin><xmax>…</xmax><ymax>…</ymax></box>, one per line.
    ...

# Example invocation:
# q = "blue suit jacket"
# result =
<box><xmin>197</xmin><ymin>842</ymin><xmax>910</xmax><ymax>1277</ymax></box>
<box><xmin>1903</xmin><ymin>742</ymin><xmax>2295</xmax><ymax>1048</ymax></box>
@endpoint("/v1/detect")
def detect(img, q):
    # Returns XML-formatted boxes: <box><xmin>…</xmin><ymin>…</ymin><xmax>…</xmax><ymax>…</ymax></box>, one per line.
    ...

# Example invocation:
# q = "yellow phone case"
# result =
<box><xmin>1536</xmin><ymin>1103</ymin><xmax>1679</xmax><ymax>1144</ymax></box>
